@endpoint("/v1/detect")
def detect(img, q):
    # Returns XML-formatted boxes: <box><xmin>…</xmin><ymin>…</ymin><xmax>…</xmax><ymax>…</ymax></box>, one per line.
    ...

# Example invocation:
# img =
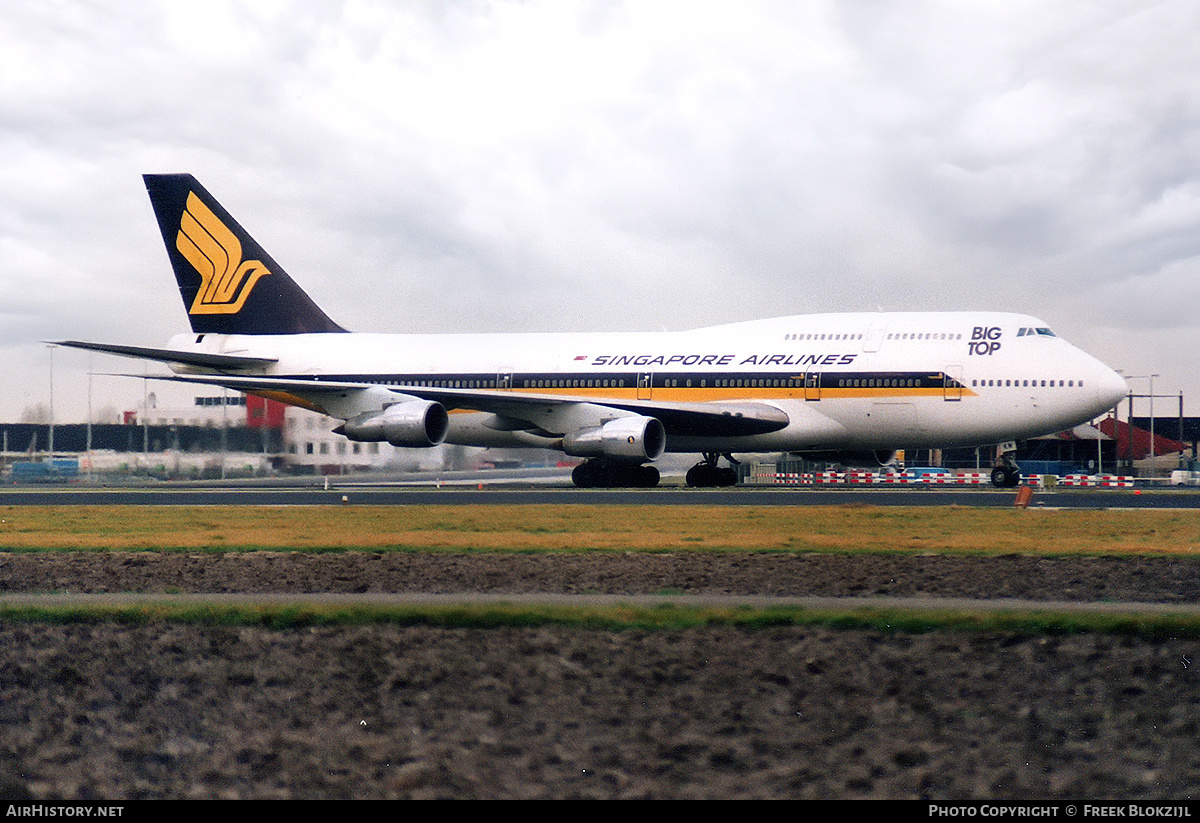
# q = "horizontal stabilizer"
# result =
<box><xmin>54</xmin><ymin>340</ymin><xmax>278</xmax><ymax>369</ymax></box>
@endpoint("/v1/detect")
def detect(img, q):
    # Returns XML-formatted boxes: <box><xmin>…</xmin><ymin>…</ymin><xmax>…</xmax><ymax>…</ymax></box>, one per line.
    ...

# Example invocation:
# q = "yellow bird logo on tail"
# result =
<box><xmin>176</xmin><ymin>191</ymin><xmax>271</xmax><ymax>315</ymax></box>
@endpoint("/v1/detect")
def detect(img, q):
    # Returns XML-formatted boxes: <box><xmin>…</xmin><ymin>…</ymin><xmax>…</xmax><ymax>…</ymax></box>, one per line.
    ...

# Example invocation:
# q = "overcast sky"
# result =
<box><xmin>3</xmin><ymin>0</ymin><xmax>1198</xmax><ymax>424</ymax></box>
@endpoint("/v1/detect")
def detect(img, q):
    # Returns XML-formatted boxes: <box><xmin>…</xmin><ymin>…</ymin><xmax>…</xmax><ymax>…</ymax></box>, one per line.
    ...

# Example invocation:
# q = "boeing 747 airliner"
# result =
<box><xmin>58</xmin><ymin>174</ymin><xmax>1128</xmax><ymax>487</ymax></box>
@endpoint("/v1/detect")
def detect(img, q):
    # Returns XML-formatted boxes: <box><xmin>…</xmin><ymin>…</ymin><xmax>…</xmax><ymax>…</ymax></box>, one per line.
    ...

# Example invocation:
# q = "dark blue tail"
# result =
<box><xmin>143</xmin><ymin>174</ymin><xmax>345</xmax><ymax>335</ymax></box>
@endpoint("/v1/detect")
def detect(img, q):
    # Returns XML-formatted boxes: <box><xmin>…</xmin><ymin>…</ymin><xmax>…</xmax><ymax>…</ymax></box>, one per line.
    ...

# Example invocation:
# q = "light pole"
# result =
<box><xmin>1120</xmin><ymin>373</ymin><xmax>1160</xmax><ymax>475</ymax></box>
<box><xmin>46</xmin><ymin>344</ymin><xmax>55</xmax><ymax>459</ymax></box>
<box><xmin>1150</xmin><ymin>374</ymin><xmax>1159</xmax><ymax>471</ymax></box>
<box><xmin>86</xmin><ymin>354</ymin><xmax>92</xmax><ymax>480</ymax></box>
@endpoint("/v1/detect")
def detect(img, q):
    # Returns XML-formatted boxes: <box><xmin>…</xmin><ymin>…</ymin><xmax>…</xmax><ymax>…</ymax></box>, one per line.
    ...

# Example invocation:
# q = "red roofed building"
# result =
<box><xmin>1096</xmin><ymin>416</ymin><xmax>1188</xmax><ymax>461</ymax></box>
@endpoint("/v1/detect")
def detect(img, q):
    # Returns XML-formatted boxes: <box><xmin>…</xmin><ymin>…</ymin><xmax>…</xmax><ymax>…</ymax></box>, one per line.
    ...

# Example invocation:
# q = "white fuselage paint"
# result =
<box><xmin>168</xmin><ymin>310</ymin><xmax>1128</xmax><ymax>456</ymax></box>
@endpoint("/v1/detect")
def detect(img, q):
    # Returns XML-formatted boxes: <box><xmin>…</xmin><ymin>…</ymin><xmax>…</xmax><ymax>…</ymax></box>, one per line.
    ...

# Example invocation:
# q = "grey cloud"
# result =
<box><xmin>3</xmin><ymin>0</ymin><xmax>1200</xmax><ymax>419</ymax></box>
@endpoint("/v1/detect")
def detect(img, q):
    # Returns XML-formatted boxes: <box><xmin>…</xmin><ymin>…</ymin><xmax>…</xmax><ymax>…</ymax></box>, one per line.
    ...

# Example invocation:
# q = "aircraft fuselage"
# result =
<box><xmin>166</xmin><ymin>309</ymin><xmax>1126</xmax><ymax>456</ymax></box>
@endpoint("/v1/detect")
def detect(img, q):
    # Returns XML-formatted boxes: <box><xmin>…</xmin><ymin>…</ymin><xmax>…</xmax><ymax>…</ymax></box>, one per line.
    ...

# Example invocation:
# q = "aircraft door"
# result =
<box><xmin>943</xmin><ymin>366</ymin><xmax>963</xmax><ymax>401</ymax></box>
<box><xmin>497</xmin><ymin>372</ymin><xmax>513</xmax><ymax>391</ymax></box>
<box><xmin>638</xmin><ymin>372</ymin><xmax>653</xmax><ymax>400</ymax></box>
<box><xmin>804</xmin><ymin>372</ymin><xmax>821</xmax><ymax>401</ymax></box>
<box><xmin>863</xmin><ymin>321</ymin><xmax>888</xmax><ymax>353</ymax></box>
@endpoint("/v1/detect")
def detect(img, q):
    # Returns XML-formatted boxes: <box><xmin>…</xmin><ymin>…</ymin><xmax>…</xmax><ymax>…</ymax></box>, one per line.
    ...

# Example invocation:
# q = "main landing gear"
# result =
<box><xmin>571</xmin><ymin>459</ymin><xmax>660</xmax><ymax>488</ymax></box>
<box><xmin>685</xmin><ymin>453</ymin><xmax>739</xmax><ymax>487</ymax></box>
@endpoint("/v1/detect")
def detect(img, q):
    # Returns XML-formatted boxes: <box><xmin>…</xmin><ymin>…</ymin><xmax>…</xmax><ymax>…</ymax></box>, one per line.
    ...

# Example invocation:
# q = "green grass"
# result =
<box><xmin>2</xmin><ymin>600</ymin><xmax>1198</xmax><ymax>640</ymax></box>
<box><xmin>1</xmin><ymin>503</ymin><xmax>1199</xmax><ymax>556</ymax></box>
<box><xmin>4</xmin><ymin>503</ymin><xmax>1199</xmax><ymax>636</ymax></box>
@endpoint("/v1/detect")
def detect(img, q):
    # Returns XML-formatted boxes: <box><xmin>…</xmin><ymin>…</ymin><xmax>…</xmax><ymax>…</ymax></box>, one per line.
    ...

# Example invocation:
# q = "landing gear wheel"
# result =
<box><xmin>686</xmin><ymin>456</ymin><xmax>738</xmax><ymax>487</ymax></box>
<box><xmin>636</xmin><ymin>465</ymin><xmax>660</xmax><ymax>488</ymax></box>
<box><xmin>572</xmin><ymin>462</ymin><xmax>597</xmax><ymax>488</ymax></box>
<box><xmin>572</xmin><ymin>459</ymin><xmax>660</xmax><ymax>488</ymax></box>
<box><xmin>990</xmin><ymin>465</ymin><xmax>1020</xmax><ymax>488</ymax></box>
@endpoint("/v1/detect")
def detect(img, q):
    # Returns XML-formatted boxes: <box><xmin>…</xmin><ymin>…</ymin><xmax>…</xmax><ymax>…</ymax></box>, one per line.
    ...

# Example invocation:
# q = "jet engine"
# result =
<box><xmin>338</xmin><ymin>400</ymin><xmax>449</xmax><ymax>447</ymax></box>
<box><xmin>562</xmin><ymin>416</ymin><xmax>666</xmax><ymax>462</ymax></box>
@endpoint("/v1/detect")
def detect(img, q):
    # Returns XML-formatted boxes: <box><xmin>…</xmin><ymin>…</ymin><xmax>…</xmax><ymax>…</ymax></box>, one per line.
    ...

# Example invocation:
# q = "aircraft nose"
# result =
<box><xmin>1096</xmin><ymin>365</ymin><xmax>1128</xmax><ymax>411</ymax></box>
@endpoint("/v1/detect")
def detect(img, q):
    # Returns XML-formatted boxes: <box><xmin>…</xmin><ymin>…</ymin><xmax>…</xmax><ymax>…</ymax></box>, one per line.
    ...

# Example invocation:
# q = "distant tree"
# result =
<box><xmin>19</xmin><ymin>403</ymin><xmax>50</xmax><ymax>424</ymax></box>
<box><xmin>94</xmin><ymin>404</ymin><xmax>120</xmax><ymax>424</ymax></box>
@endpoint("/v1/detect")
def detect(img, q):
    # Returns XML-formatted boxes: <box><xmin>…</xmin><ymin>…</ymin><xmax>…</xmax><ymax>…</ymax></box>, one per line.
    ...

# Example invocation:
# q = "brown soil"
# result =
<box><xmin>3</xmin><ymin>551</ymin><xmax>1200</xmax><ymax>800</ymax></box>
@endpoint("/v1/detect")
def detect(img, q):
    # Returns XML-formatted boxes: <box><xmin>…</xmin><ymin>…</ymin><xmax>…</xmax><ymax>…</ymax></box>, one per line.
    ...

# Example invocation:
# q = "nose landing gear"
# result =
<box><xmin>990</xmin><ymin>464</ymin><xmax>1021</xmax><ymax>488</ymax></box>
<box><xmin>990</xmin><ymin>443</ymin><xmax>1022</xmax><ymax>487</ymax></box>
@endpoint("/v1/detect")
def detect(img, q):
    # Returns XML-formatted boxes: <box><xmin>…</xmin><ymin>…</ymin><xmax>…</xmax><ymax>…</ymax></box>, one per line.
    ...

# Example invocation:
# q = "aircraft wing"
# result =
<box><xmin>54</xmin><ymin>340</ymin><xmax>278</xmax><ymax>370</ymax></box>
<box><xmin>143</xmin><ymin>372</ymin><xmax>791</xmax><ymax>438</ymax></box>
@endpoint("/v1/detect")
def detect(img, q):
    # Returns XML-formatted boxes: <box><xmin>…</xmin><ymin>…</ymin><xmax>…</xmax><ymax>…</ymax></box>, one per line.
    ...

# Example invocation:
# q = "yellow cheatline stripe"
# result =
<box><xmin>251</xmin><ymin>382</ymin><xmax>979</xmax><ymax>418</ymax></box>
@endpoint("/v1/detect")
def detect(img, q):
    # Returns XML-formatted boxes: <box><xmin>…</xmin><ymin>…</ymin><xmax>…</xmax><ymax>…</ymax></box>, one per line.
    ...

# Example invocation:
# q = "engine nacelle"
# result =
<box><xmin>792</xmin><ymin>449</ymin><xmax>896</xmax><ymax>468</ymax></box>
<box><xmin>339</xmin><ymin>400</ymin><xmax>449</xmax><ymax>447</ymax></box>
<box><xmin>562</xmin><ymin>416</ymin><xmax>666</xmax><ymax>462</ymax></box>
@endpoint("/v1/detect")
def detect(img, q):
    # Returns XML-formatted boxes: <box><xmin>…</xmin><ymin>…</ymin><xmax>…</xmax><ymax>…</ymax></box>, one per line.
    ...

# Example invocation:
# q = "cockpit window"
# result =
<box><xmin>1017</xmin><ymin>327</ymin><xmax>1057</xmax><ymax>337</ymax></box>
<box><xmin>1035</xmin><ymin>328</ymin><xmax>1056</xmax><ymax>337</ymax></box>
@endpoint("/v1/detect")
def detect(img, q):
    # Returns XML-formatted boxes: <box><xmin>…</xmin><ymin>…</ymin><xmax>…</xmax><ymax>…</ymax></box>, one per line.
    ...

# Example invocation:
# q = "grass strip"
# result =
<box><xmin>3</xmin><ymin>601</ymin><xmax>1200</xmax><ymax>640</ymax></box>
<box><xmin>1</xmin><ymin>504</ymin><xmax>1200</xmax><ymax>556</ymax></box>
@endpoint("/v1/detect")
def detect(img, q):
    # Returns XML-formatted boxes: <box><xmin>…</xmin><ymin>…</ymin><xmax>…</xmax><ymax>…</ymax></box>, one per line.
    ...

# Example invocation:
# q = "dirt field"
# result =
<box><xmin>3</xmin><ymin>550</ymin><xmax>1200</xmax><ymax>799</ymax></box>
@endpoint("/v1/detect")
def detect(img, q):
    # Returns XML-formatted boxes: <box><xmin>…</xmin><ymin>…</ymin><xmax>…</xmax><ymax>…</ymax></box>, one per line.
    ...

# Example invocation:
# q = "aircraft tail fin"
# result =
<box><xmin>143</xmin><ymin>173</ymin><xmax>346</xmax><ymax>335</ymax></box>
